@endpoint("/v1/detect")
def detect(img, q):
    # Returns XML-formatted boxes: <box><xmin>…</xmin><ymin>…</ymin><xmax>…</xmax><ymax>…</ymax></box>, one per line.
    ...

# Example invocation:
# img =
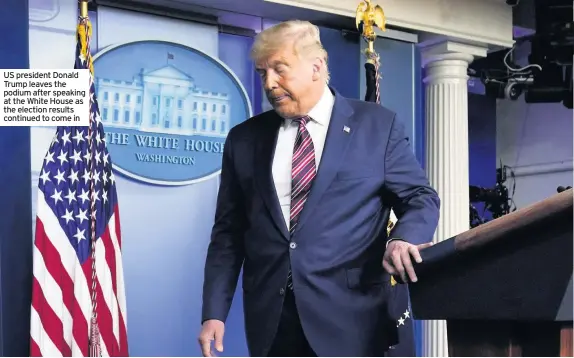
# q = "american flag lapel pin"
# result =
<box><xmin>343</xmin><ymin>126</ymin><xmax>350</xmax><ymax>133</ymax></box>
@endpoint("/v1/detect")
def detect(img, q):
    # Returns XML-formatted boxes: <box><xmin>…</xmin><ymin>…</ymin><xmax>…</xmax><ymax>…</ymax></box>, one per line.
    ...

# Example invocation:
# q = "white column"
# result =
<box><xmin>419</xmin><ymin>41</ymin><xmax>485</xmax><ymax>357</ymax></box>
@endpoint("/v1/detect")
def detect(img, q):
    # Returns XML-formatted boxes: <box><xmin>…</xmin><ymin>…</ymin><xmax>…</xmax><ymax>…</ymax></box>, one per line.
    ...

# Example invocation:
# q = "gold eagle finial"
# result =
<box><xmin>355</xmin><ymin>0</ymin><xmax>386</xmax><ymax>55</ymax></box>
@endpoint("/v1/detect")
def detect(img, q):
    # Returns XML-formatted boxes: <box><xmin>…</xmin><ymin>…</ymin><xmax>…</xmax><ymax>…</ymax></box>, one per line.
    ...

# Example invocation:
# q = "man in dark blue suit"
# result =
<box><xmin>199</xmin><ymin>20</ymin><xmax>440</xmax><ymax>357</ymax></box>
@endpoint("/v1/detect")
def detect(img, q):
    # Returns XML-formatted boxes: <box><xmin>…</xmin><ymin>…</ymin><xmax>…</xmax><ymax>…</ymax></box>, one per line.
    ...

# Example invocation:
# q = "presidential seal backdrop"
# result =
<box><xmin>92</xmin><ymin>40</ymin><xmax>252</xmax><ymax>186</ymax></box>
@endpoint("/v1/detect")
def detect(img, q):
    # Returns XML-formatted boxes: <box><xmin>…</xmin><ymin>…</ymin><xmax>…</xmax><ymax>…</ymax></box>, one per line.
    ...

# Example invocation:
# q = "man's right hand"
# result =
<box><xmin>198</xmin><ymin>319</ymin><xmax>225</xmax><ymax>357</ymax></box>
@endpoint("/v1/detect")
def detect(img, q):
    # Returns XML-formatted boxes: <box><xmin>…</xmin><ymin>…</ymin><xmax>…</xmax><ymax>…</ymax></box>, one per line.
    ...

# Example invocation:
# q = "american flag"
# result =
<box><xmin>30</xmin><ymin>15</ymin><xmax>128</xmax><ymax>357</ymax></box>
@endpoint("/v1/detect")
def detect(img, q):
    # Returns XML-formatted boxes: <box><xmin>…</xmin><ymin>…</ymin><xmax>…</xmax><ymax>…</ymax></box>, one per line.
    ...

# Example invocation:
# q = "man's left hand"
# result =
<box><xmin>382</xmin><ymin>240</ymin><xmax>433</xmax><ymax>283</ymax></box>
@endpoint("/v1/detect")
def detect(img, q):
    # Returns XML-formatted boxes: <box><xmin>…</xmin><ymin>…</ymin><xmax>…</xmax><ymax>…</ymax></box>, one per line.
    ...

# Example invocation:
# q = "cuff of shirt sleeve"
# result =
<box><xmin>386</xmin><ymin>238</ymin><xmax>404</xmax><ymax>248</ymax></box>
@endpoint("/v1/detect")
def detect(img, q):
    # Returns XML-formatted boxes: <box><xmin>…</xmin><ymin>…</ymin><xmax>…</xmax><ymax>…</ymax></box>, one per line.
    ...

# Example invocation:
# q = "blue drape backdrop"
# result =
<box><xmin>0</xmin><ymin>0</ymin><xmax>33</xmax><ymax>356</ymax></box>
<box><xmin>319</xmin><ymin>27</ymin><xmax>361</xmax><ymax>99</ymax></box>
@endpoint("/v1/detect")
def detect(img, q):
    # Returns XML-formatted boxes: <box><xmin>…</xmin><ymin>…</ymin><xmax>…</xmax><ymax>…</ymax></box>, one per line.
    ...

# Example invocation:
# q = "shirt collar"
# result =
<box><xmin>283</xmin><ymin>84</ymin><xmax>334</xmax><ymax>127</ymax></box>
<box><xmin>307</xmin><ymin>84</ymin><xmax>335</xmax><ymax>126</ymax></box>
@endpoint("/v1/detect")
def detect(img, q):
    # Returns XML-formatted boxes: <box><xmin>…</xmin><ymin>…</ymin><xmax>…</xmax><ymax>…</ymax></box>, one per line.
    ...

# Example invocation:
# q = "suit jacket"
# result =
<box><xmin>202</xmin><ymin>88</ymin><xmax>440</xmax><ymax>356</ymax></box>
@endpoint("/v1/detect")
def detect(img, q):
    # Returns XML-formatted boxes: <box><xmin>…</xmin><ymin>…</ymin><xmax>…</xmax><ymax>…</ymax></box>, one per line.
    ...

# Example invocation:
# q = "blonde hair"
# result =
<box><xmin>250</xmin><ymin>20</ymin><xmax>330</xmax><ymax>83</ymax></box>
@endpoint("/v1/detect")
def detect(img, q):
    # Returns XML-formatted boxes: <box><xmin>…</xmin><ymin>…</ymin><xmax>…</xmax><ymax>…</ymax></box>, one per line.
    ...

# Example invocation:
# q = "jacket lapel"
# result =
<box><xmin>254</xmin><ymin>112</ymin><xmax>290</xmax><ymax>240</ymax></box>
<box><xmin>292</xmin><ymin>90</ymin><xmax>356</xmax><ymax>235</ymax></box>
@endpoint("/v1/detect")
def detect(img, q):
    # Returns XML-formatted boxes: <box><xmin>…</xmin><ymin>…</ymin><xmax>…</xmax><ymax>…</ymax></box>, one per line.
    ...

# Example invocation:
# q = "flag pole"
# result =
<box><xmin>77</xmin><ymin>1</ymin><xmax>102</xmax><ymax>355</ymax></box>
<box><xmin>355</xmin><ymin>0</ymin><xmax>386</xmax><ymax>104</ymax></box>
<box><xmin>356</xmin><ymin>0</ymin><xmax>395</xmax><ymax>284</ymax></box>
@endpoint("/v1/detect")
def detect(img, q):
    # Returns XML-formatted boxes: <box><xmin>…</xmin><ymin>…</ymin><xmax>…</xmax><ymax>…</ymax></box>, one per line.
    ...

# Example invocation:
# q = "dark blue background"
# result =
<box><xmin>0</xmin><ymin>0</ymin><xmax>33</xmax><ymax>356</ymax></box>
<box><xmin>319</xmin><ymin>27</ymin><xmax>361</xmax><ymax>99</ymax></box>
<box><xmin>468</xmin><ymin>92</ymin><xmax>497</xmax><ymax>219</ymax></box>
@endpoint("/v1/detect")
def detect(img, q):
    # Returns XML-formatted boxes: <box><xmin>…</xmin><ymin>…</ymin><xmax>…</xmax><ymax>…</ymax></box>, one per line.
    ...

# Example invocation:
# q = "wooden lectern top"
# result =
<box><xmin>410</xmin><ymin>188</ymin><xmax>573</xmax><ymax>322</ymax></box>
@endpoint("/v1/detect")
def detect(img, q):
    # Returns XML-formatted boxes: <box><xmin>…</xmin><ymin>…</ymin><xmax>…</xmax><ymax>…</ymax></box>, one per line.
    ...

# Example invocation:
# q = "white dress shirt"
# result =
<box><xmin>272</xmin><ymin>85</ymin><xmax>335</xmax><ymax>228</ymax></box>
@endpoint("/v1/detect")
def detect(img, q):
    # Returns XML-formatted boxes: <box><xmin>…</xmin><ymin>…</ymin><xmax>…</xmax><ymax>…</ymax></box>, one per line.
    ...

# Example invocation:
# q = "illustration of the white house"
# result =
<box><xmin>95</xmin><ymin>64</ymin><xmax>230</xmax><ymax>138</ymax></box>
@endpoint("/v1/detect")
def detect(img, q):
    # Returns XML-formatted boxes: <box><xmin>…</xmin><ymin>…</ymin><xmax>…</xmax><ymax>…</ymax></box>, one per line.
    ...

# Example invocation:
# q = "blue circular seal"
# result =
<box><xmin>92</xmin><ymin>40</ymin><xmax>252</xmax><ymax>186</ymax></box>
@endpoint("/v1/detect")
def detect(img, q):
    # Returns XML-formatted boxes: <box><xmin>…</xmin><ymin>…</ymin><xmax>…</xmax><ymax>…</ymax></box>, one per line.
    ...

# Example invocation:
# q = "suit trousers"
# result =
<box><xmin>267</xmin><ymin>289</ymin><xmax>317</xmax><ymax>357</ymax></box>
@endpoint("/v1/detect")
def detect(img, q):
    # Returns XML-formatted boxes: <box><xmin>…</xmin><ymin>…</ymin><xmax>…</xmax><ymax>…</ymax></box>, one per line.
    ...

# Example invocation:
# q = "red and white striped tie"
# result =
<box><xmin>287</xmin><ymin>115</ymin><xmax>316</xmax><ymax>289</ymax></box>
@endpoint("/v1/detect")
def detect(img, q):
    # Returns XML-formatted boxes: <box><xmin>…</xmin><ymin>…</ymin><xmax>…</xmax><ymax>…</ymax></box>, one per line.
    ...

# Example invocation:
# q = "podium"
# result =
<box><xmin>409</xmin><ymin>189</ymin><xmax>573</xmax><ymax>356</ymax></box>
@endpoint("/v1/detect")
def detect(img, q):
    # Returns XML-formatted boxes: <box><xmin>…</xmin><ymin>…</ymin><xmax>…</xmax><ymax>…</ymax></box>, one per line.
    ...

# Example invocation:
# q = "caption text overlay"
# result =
<box><xmin>0</xmin><ymin>69</ymin><xmax>91</xmax><ymax>127</ymax></box>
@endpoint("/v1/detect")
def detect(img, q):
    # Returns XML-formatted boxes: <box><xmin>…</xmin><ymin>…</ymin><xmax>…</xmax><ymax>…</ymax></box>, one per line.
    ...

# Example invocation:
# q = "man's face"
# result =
<box><xmin>255</xmin><ymin>45</ymin><xmax>317</xmax><ymax>119</ymax></box>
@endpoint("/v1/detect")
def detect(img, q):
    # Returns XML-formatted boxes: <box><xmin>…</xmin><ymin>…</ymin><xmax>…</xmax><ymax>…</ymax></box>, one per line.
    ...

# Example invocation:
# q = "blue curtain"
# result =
<box><xmin>0</xmin><ymin>0</ymin><xmax>33</xmax><ymax>356</ymax></box>
<box><xmin>319</xmin><ymin>26</ymin><xmax>361</xmax><ymax>99</ymax></box>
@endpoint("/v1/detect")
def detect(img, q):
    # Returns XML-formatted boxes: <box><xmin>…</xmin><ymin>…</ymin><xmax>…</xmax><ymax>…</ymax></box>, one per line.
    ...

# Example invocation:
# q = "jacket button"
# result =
<box><xmin>289</xmin><ymin>242</ymin><xmax>297</xmax><ymax>249</ymax></box>
<box><xmin>279</xmin><ymin>288</ymin><xmax>285</xmax><ymax>296</ymax></box>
